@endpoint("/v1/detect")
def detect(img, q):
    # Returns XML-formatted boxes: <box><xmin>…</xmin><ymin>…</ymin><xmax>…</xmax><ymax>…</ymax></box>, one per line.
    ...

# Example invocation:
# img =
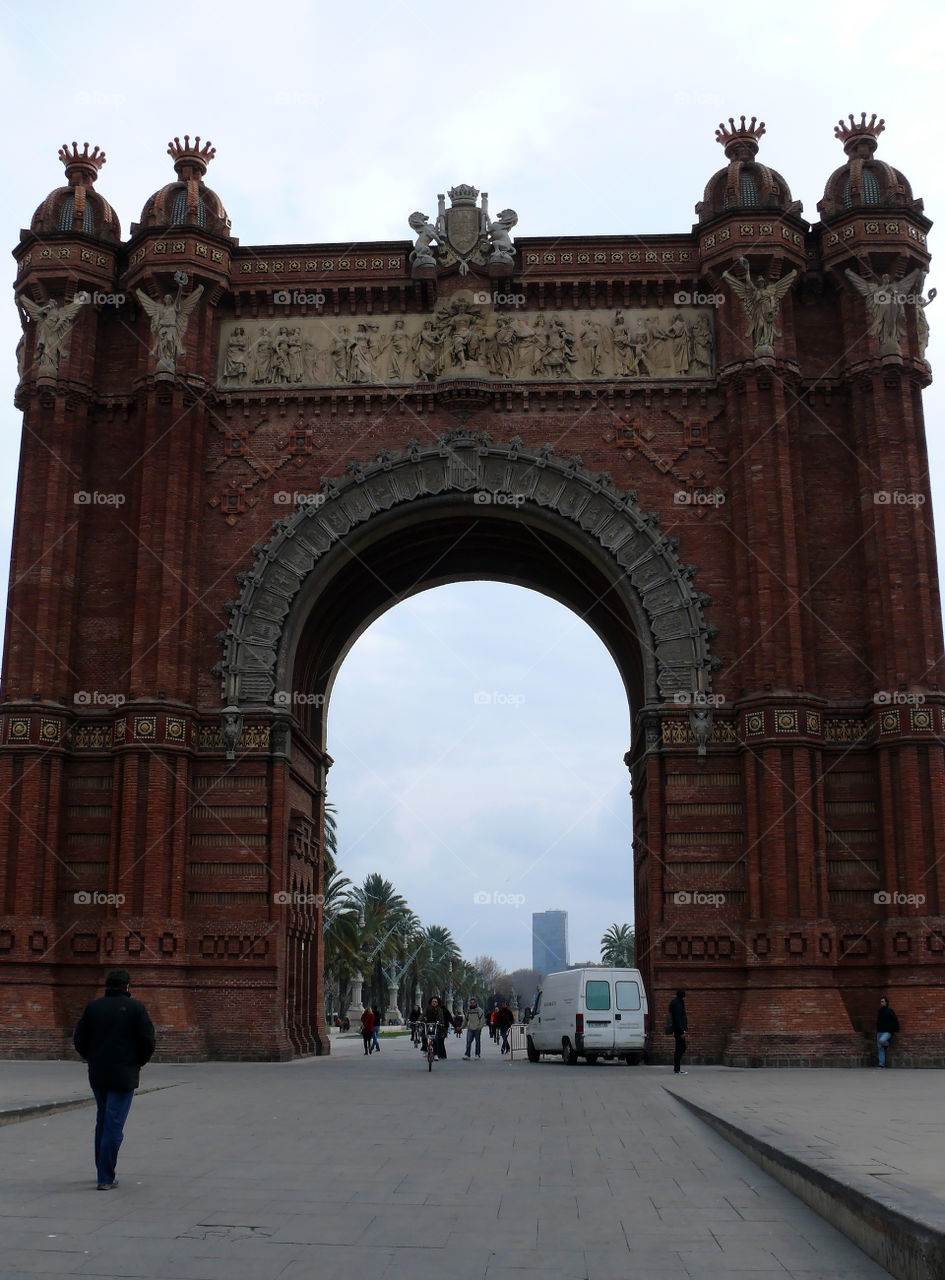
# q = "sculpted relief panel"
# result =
<box><xmin>217</xmin><ymin>299</ymin><xmax>715</xmax><ymax>389</ymax></box>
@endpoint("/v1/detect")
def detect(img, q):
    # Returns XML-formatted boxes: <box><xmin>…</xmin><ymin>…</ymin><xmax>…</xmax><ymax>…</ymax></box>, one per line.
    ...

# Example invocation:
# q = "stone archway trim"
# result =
<box><xmin>216</xmin><ymin>431</ymin><xmax>715</xmax><ymax>706</ymax></box>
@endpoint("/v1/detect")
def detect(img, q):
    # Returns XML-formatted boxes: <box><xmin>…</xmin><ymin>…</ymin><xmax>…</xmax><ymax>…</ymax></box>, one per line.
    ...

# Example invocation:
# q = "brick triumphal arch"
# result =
<box><xmin>3</xmin><ymin>116</ymin><xmax>945</xmax><ymax>1063</ymax></box>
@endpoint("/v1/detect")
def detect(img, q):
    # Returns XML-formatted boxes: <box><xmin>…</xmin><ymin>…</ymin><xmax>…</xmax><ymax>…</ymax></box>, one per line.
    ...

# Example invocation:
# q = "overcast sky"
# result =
<box><xmin>0</xmin><ymin>1</ymin><xmax>941</xmax><ymax>970</ymax></box>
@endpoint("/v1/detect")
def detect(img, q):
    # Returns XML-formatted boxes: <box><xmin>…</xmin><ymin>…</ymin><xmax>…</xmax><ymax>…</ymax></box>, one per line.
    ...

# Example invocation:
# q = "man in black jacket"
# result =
<box><xmin>668</xmin><ymin>989</ymin><xmax>688</xmax><ymax>1075</ymax></box>
<box><xmin>73</xmin><ymin>969</ymin><xmax>155</xmax><ymax>1189</ymax></box>
<box><xmin>876</xmin><ymin>995</ymin><xmax>901</xmax><ymax>1068</ymax></box>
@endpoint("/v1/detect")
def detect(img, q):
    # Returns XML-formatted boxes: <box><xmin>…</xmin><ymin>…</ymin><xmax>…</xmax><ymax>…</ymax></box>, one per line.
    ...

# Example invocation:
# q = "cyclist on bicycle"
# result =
<box><xmin>424</xmin><ymin>996</ymin><xmax>449</xmax><ymax>1059</ymax></box>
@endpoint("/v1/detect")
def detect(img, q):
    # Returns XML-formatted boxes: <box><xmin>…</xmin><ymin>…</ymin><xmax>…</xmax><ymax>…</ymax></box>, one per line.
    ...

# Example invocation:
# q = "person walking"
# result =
<box><xmin>360</xmin><ymin>1005</ymin><xmax>375</xmax><ymax>1055</ymax></box>
<box><xmin>496</xmin><ymin>1000</ymin><xmax>515</xmax><ymax>1055</ymax></box>
<box><xmin>489</xmin><ymin>1004</ymin><xmax>499</xmax><ymax>1042</ymax></box>
<box><xmin>371</xmin><ymin>1004</ymin><xmax>382</xmax><ymax>1053</ymax></box>
<box><xmin>463</xmin><ymin>997</ymin><xmax>486</xmax><ymax>1060</ymax></box>
<box><xmin>876</xmin><ymin>995</ymin><xmax>900</xmax><ymax>1068</ymax></box>
<box><xmin>668</xmin><ymin>989</ymin><xmax>688</xmax><ymax>1075</ymax></box>
<box><xmin>425</xmin><ymin>996</ymin><xmax>449</xmax><ymax>1059</ymax></box>
<box><xmin>72</xmin><ymin>968</ymin><xmax>155</xmax><ymax>1190</ymax></box>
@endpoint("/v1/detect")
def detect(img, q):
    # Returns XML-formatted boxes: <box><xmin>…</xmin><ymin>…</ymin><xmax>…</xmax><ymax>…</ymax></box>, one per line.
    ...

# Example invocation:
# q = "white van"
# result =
<box><xmin>526</xmin><ymin>967</ymin><xmax>649</xmax><ymax>1065</ymax></box>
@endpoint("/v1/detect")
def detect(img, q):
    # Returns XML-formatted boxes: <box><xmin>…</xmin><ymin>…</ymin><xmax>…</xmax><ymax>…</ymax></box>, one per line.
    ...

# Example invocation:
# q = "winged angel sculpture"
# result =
<box><xmin>722</xmin><ymin>257</ymin><xmax>797</xmax><ymax>357</ymax></box>
<box><xmin>135</xmin><ymin>282</ymin><xmax>204</xmax><ymax>372</ymax></box>
<box><xmin>18</xmin><ymin>294</ymin><xmax>88</xmax><ymax>378</ymax></box>
<box><xmin>844</xmin><ymin>267</ymin><xmax>924</xmax><ymax>356</ymax></box>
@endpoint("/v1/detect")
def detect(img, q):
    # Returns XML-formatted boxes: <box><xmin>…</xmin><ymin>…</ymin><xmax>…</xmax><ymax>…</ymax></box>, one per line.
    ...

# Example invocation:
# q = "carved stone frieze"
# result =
<box><xmin>217</xmin><ymin>299</ymin><xmax>715</xmax><ymax>389</ymax></box>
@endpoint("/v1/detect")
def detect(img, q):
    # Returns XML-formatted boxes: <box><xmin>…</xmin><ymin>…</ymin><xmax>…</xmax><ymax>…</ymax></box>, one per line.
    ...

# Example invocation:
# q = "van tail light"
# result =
<box><xmin>644</xmin><ymin>1012</ymin><xmax>649</xmax><ymax>1036</ymax></box>
<box><xmin>575</xmin><ymin>1013</ymin><xmax>584</xmax><ymax>1036</ymax></box>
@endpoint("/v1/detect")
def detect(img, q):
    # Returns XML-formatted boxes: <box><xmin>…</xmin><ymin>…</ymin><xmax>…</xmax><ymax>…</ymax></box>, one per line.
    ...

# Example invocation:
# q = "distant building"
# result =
<box><xmin>532</xmin><ymin>910</ymin><xmax>569</xmax><ymax>975</ymax></box>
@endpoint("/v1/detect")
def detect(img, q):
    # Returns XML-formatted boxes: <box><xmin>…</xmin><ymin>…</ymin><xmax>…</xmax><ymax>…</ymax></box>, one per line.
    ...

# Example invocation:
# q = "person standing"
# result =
<box><xmin>371</xmin><ymin>1005</ymin><xmax>382</xmax><ymax>1053</ymax></box>
<box><xmin>668</xmin><ymin>989</ymin><xmax>688</xmax><ymax>1075</ymax></box>
<box><xmin>361</xmin><ymin>1005</ymin><xmax>375</xmax><ymax>1055</ymax></box>
<box><xmin>876</xmin><ymin>996</ymin><xmax>900</xmax><ymax>1068</ymax></box>
<box><xmin>72</xmin><ymin>968</ymin><xmax>155</xmax><ymax>1190</ymax></box>
<box><xmin>496</xmin><ymin>1000</ymin><xmax>515</xmax><ymax>1055</ymax></box>
<box><xmin>463</xmin><ymin>997</ymin><xmax>486</xmax><ymax>1060</ymax></box>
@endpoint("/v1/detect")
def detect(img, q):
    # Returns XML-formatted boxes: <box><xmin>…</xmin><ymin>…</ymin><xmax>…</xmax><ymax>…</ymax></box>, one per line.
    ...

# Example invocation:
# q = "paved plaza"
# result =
<box><xmin>0</xmin><ymin>1032</ymin><xmax>938</xmax><ymax>1280</ymax></box>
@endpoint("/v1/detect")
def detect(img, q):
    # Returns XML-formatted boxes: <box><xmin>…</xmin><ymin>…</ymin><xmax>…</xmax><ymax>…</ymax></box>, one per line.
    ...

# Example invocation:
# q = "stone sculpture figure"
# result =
<box><xmin>349</xmin><ymin>323</ymin><xmax>377</xmax><ymax>383</ymax></box>
<box><xmin>486</xmin><ymin>209</ymin><xmax>518</xmax><ymax>265</ymax></box>
<box><xmin>690</xmin><ymin>314</ymin><xmax>714</xmax><ymax>375</ymax></box>
<box><xmin>845</xmin><ymin>268</ymin><xmax>924</xmax><ymax>356</ymax></box>
<box><xmin>19</xmin><ymin>294</ymin><xmax>88</xmax><ymax>377</ymax></box>
<box><xmin>136</xmin><ymin>282</ymin><xmax>204</xmax><ymax>372</ymax></box>
<box><xmin>916</xmin><ymin>283</ymin><xmax>937</xmax><ymax>362</ymax></box>
<box><xmin>223</xmin><ymin>326</ymin><xmax>249</xmax><ymax>382</ymax></box>
<box><xmin>408</xmin><ymin>212</ymin><xmax>442</xmax><ymax>268</ymax></box>
<box><xmin>375</xmin><ymin>318</ymin><xmax>411</xmax><ymax>382</ymax></box>
<box><xmin>287</xmin><ymin>327</ymin><xmax>304</xmax><ymax>382</ymax></box>
<box><xmin>329</xmin><ymin>327</ymin><xmax>352</xmax><ymax>382</ymax></box>
<box><xmin>722</xmin><ymin>258</ymin><xmax>796</xmax><ymax>357</ymax></box>
<box><xmin>252</xmin><ymin>327</ymin><xmax>273</xmax><ymax>383</ymax></box>
<box><xmin>414</xmin><ymin>320</ymin><xmax>445</xmax><ymax>380</ymax></box>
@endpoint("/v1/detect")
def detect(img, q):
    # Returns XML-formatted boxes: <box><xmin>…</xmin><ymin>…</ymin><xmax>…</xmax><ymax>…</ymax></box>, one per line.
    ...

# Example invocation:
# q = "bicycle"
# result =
<box><xmin>420</xmin><ymin>1020</ymin><xmax>442</xmax><ymax>1071</ymax></box>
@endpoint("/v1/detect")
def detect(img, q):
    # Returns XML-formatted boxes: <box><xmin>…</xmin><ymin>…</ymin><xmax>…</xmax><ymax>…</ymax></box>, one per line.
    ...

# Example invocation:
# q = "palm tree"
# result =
<box><xmin>416</xmin><ymin>924</ymin><xmax>461</xmax><ymax>1004</ymax></box>
<box><xmin>600</xmin><ymin>922</ymin><xmax>635</xmax><ymax>967</ymax></box>
<box><xmin>344</xmin><ymin>874</ymin><xmax>418</xmax><ymax>1014</ymax></box>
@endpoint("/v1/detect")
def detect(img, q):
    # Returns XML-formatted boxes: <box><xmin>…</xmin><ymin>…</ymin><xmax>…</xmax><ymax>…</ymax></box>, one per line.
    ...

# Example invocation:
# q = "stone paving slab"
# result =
<box><xmin>0</xmin><ymin>1042</ymin><xmax>895</xmax><ymax>1279</ymax></box>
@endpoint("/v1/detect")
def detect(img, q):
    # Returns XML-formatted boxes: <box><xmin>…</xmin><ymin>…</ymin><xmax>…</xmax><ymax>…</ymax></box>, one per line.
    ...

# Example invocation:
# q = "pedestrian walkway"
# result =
<box><xmin>666</xmin><ymin>1068</ymin><xmax>945</xmax><ymax>1280</ymax></box>
<box><xmin>0</xmin><ymin>1037</ymin><xmax>904</xmax><ymax>1279</ymax></box>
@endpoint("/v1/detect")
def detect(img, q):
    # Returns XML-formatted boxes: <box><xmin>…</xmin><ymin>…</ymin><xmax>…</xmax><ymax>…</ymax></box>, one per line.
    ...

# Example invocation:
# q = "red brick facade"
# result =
<box><xmin>3</xmin><ymin>119</ymin><xmax>943</xmax><ymax>1064</ymax></box>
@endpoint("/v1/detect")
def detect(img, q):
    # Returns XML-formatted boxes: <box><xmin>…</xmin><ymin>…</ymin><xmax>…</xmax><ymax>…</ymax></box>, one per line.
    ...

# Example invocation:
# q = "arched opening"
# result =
<box><xmin>219</xmin><ymin>432</ymin><xmax>715</xmax><ymax>1051</ymax></box>
<box><xmin>323</xmin><ymin>580</ymin><xmax>634</xmax><ymax>1021</ymax></box>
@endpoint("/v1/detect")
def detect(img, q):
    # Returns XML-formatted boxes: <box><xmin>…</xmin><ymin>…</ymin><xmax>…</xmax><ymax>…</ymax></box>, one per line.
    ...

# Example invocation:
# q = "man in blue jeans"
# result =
<box><xmin>73</xmin><ymin>969</ymin><xmax>155</xmax><ymax>1189</ymax></box>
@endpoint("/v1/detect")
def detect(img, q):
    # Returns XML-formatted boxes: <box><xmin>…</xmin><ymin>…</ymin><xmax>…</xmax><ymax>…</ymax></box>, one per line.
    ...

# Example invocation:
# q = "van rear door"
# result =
<box><xmin>614</xmin><ymin>977</ymin><xmax>645</xmax><ymax>1051</ymax></box>
<box><xmin>582</xmin><ymin>977</ymin><xmax>614</xmax><ymax>1051</ymax></box>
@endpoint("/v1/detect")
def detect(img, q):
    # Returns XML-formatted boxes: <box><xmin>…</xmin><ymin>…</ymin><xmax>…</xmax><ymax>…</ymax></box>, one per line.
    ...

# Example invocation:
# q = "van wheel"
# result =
<box><xmin>584</xmin><ymin>1053</ymin><xmax>598</xmax><ymax>1064</ymax></box>
<box><xmin>561</xmin><ymin>1039</ymin><xmax>578</xmax><ymax>1065</ymax></box>
<box><xmin>625</xmin><ymin>1053</ymin><xmax>640</xmax><ymax>1066</ymax></box>
<box><xmin>526</xmin><ymin>1036</ymin><xmax>540</xmax><ymax>1063</ymax></box>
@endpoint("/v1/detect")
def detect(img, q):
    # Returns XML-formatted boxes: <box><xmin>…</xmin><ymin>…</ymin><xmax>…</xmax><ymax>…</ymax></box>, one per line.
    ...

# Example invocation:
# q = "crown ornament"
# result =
<box><xmin>167</xmin><ymin>135</ymin><xmax>216</xmax><ymax>178</ymax></box>
<box><xmin>715</xmin><ymin>115</ymin><xmax>766</xmax><ymax>159</ymax></box>
<box><xmin>834</xmin><ymin>112</ymin><xmax>885</xmax><ymax>157</ymax></box>
<box><xmin>58</xmin><ymin>141</ymin><xmax>106</xmax><ymax>186</ymax></box>
<box><xmin>448</xmin><ymin>184</ymin><xmax>479</xmax><ymax>206</ymax></box>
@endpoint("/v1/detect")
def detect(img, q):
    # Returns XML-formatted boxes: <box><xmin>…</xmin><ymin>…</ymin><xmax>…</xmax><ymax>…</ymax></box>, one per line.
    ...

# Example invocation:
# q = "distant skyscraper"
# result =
<box><xmin>532</xmin><ymin>910</ymin><xmax>569</xmax><ymax>975</ymax></box>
